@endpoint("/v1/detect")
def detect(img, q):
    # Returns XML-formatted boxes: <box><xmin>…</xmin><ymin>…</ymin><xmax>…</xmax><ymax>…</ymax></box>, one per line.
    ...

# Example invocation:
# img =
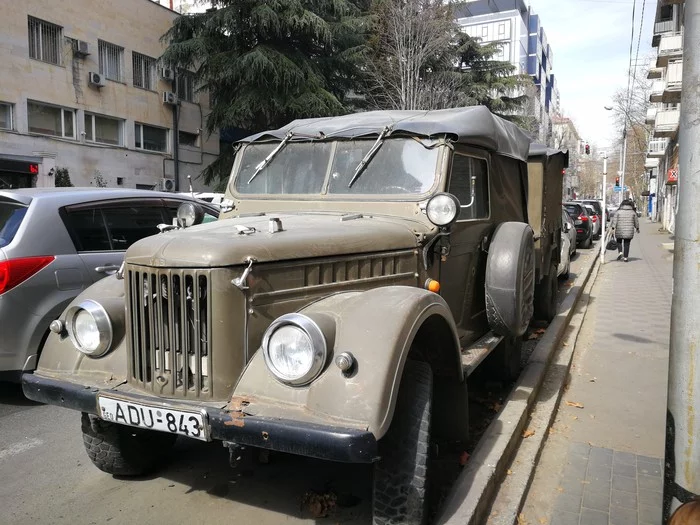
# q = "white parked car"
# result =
<box><xmin>562</xmin><ymin>208</ymin><xmax>576</xmax><ymax>256</ymax></box>
<box><xmin>558</xmin><ymin>232</ymin><xmax>571</xmax><ymax>280</ymax></box>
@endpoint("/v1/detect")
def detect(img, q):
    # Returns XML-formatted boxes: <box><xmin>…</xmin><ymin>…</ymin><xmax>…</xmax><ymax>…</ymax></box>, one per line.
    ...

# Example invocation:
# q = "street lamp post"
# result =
<box><xmin>604</xmin><ymin>106</ymin><xmax>629</xmax><ymax>205</ymax></box>
<box><xmin>601</xmin><ymin>152</ymin><xmax>607</xmax><ymax>265</ymax></box>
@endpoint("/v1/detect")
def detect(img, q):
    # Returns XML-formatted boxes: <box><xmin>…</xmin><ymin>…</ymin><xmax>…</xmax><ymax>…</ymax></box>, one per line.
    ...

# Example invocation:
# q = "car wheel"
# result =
<box><xmin>534</xmin><ymin>261</ymin><xmax>558</xmax><ymax>322</ymax></box>
<box><xmin>561</xmin><ymin>258</ymin><xmax>570</xmax><ymax>280</ymax></box>
<box><xmin>373</xmin><ymin>360</ymin><xmax>432</xmax><ymax>525</ymax></box>
<box><xmin>484</xmin><ymin>336</ymin><xmax>522</xmax><ymax>383</ymax></box>
<box><xmin>582</xmin><ymin>234</ymin><xmax>592</xmax><ymax>249</ymax></box>
<box><xmin>81</xmin><ymin>413</ymin><xmax>176</xmax><ymax>476</ymax></box>
<box><xmin>485</xmin><ymin>222</ymin><xmax>535</xmax><ymax>338</ymax></box>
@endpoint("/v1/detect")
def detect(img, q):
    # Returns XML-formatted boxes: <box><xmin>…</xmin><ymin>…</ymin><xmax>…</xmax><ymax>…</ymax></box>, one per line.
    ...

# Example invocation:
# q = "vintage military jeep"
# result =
<box><xmin>24</xmin><ymin>107</ymin><xmax>562</xmax><ymax>525</ymax></box>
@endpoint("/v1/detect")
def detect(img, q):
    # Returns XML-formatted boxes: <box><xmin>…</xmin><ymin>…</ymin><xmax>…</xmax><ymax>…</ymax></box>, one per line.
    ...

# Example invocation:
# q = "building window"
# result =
<box><xmin>84</xmin><ymin>113</ymin><xmax>123</xmax><ymax>146</ymax></box>
<box><xmin>135</xmin><ymin>123</ymin><xmax>168</xmax><ymax>152</ymax></box>
<box><xmin>132</xmin><ymin>52</ymin><xmax>157</xmax><ymax>90</ymax></box>
<box><xmin>498</xmin><ymin>23</ymin><xmax>505</xmax><ymax>36</ymax></box>
<box><xmin>178</xmin><ymin>131</ymin><xmax>199</xmax><ymax>147</ymax></box>
<box><xmin>0</xmin><ymin>103</ymin><xmax>13</xmax><ymax>130</ymax></box>
<box><xmin>27</xmin><ymin>101</ymin><xmax>75</xmax><ymax>139</ymax></box>
<box><xmin>481</xmin><ymin>26</ymin><xmax>488</xmax><ymax>37</ymax></box>
<box><xmin>98</xmin><ymin>40</ymin><xmax>124</xmax><ymax>82</ymax></box>
<box><xmin>28</xmin><ymin>17</ymin><xmax>63</xmax><ymax>65</ymax></box>
<box><xmin>177</xmin><ymin>71</ymin><xmax>195</xmax><ymax>103</ymax></box>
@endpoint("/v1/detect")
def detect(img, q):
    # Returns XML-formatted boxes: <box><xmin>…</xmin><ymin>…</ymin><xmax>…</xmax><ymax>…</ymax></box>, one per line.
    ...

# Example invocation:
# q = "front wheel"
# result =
<box><xmin>373</xmin><ymin>360</ymin><xmax>433</xmax><ymax>525</ymax></box>
<box><xmin>81</xmin><ymin>413</ymin><xmax>176</xmax><ymax>476</ymax></box>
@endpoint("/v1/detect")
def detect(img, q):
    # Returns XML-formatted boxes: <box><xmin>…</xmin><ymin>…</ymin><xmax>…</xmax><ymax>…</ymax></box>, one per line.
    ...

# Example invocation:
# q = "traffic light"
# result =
<box><xmin>615</xmin><ymin>176</ymin><xmax>620</xmax><ymax>187</ymax></box>
<box><xmin>585</xmin><ymin>143</ymin><xmax>590</xmax><ymax>155</ymax></box>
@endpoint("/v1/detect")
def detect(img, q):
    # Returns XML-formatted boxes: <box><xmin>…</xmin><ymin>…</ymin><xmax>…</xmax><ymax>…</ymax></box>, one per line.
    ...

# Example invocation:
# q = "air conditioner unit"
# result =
<box><xmin>73</xmin><ymin>40</ymin><xmax>90</xmax><ymax>57</ymax></box>
<box><xmin>162</xmin><ymin>91</ymin><xmax>178</xmax><ymax>105</ymax></box>
<box><xmin>161</xmin><ymin>68</ymin><xmax>175</xmax><ymax>82</ymax></box>
<box><xmin>161</xmin><ymin>178</ymin><xmax>175</xmax><ymax>192</ymax></box>
<box><xmin>88</xmin><ymin>72</ymin><xmax>105</xmax><ymax>87</ymax></box>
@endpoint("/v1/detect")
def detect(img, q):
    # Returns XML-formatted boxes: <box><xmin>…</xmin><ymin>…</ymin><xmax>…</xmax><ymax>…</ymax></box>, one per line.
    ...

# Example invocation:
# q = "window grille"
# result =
<box><xmin>28</xmin><ymin>17</ymin><xmax>63</xmax><ymax>65</ymax></box>
<box><xmin>98</xmin><ymin>40</ymin><xmax>124</xmax><ymax>82</ymax></box>
<box><xmin>133</xmin><ymin>52</ymin><xmax>156</xmax><ymax>90</ymax></box>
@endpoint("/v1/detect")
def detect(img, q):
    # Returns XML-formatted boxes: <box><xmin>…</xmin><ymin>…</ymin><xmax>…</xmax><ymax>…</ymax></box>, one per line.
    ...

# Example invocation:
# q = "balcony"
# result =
<box><xmin>654</xmin><ymin>109</ymin><xmax>680</xmax><ymax>138</ymax></box>
<box><xmin>647</xmin><ymin>67</ymin><xmax>664</xmax><ymax>79</ymax></box>
<box><xmin>650</xmin><ymin>79</ymin><xmax>665</xmax><ymax>103</ymax></box>
<box><xmin>645</xmin><ymin>158</ymin><xmax>660</xmax><ymax>170</ymax></box>
<box><xmin>647</xmin><ymin>138</ymin><xmax>669</xmax><ymax>157</ymax></box>
<box><xmin>646</xmin><ymin>107</ymin><xmax>657</xmax><ymax>125</ymax></box>
<box><xmin>652</xmin><ymin>19</ymin><xmax>676</xmax><ymax>47</ymax></box>
<box><xmin>663</xmin><ymin>60</ymin><xmax>683</xmax><ymax>103</ymax></box>
<box><xmin>657</xmin><ymin>33</ymin><xmax>683</xmax><ymax>67</ymax></box>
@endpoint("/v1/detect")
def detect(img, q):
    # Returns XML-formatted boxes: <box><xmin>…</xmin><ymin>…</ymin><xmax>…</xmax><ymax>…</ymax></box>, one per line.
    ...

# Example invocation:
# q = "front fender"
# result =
<box><xmin>231</xmin><ymin>286</ymin><xmax>461</xmax><ymax>439</ymax></box>
<box><xmin>34</xmin><ymin>274</ymin><xmax>127</xmax><ymax>387</ymax></box>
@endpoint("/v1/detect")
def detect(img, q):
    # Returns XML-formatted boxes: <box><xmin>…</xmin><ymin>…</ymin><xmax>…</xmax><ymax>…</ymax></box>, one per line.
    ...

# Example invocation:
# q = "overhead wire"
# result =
<box><xmin>626</xmin><ymin>0</ymin><xmax>647</xmax><ymax>125</ymax></box>
<box><xmin>622</xmin><ymin>0</ymin><xmax>638</xmax><ymax>135</ymax></box>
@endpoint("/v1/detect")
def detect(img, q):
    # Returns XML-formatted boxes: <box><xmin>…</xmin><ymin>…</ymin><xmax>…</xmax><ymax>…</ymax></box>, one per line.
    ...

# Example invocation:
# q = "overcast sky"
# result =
<box><xmin>531</xmin><ymin>0</ymin><xmax>656</xmax><ymax>150</ymax></box>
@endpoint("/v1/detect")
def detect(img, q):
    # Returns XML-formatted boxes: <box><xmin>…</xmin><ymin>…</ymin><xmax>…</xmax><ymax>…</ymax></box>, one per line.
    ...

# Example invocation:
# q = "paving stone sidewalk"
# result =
<box><xmin>522</xmin><ymin>222</ymin><xmax>673</xmax><ymax>525</ymax></box>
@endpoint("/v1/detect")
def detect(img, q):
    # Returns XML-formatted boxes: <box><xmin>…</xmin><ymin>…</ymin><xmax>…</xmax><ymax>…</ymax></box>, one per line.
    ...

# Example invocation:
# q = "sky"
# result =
<box><xmin>531</xmin><ymin>0</ymin><xmax>656</xmax><ymax>151</ymax></box>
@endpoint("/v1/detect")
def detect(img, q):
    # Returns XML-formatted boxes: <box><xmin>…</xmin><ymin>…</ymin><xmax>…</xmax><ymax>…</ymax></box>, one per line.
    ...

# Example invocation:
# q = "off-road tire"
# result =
<box><xmin>81</xmin><ymin>413</ymin><xmax>176</xmax><ymax>476</ymax></box>
<box><xmin>534</xmin><ymin>262</ymin><xmax>559</xmax><ymax>322</ymax></box>
<box><xmin>373</xmin><ymin>360</ymin><xmax>433</xmax><ymax>525</ymax></box>
<box><xmin>485</xmin><ymin>336</ymin><xmax>522</xmax><ymax>383</ymax></box>
<box><xmin>485</xmin><ymin>222</ymin><xmax>535</xmax><ymax>338</ymax></box>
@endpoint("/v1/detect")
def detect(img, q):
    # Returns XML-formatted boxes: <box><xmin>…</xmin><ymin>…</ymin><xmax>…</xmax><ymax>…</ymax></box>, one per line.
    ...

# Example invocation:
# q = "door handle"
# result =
<box><xmin>95</xmin><ymin>264</ymin><xmax>121</xmax><ymax>274</ymax></box>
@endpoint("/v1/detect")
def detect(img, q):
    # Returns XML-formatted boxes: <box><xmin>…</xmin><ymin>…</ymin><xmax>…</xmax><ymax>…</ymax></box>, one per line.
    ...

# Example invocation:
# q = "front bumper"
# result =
<box><xmin>22</xmin><ymin>373</ymin><xmax>378</xmax><ymax>464</ymax></box>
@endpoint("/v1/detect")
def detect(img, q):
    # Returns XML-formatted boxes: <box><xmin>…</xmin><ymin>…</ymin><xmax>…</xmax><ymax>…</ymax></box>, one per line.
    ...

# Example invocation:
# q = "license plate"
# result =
<box><xmin>575</xmin><ymin>220</ymin><xmax>582</xmax><ymax>225</ymax></box>
<box><xmin>97</xmin><ymin>395</ymin><xmax>209</xmax><ymax>441</ymax></box>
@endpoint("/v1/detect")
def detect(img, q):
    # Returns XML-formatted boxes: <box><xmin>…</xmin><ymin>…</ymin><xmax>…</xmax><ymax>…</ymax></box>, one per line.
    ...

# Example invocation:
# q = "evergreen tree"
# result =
<box><xmin>161</xmin><ymin>0</ymin><xmax>369</xmax><ymax>184</ymax></box>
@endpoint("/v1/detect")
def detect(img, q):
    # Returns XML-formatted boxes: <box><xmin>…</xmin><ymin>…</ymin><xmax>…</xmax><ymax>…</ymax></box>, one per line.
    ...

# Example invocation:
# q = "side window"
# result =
<box><xmin>448</xmin><ymin>154</ymin><xmax>489</xmax><ymax>220</ymax></box>
<box><xmin>64</xmin><ymin>208</ymin><xmax>111</xmax><ymax>252</ymax></box>
<box><xmin>102</xmin><ymin>205</ymin><xmax>166</xmax><ymax>250</ymax></box>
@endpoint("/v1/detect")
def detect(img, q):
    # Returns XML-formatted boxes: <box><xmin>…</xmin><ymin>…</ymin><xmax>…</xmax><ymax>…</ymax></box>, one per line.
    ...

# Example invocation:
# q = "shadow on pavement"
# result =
<box><xmin>0</xmin><ymin>381</ymin><xmax>42</xmax><ymax>407</ymax></box>
<box><xmin>612</xmin><ymin>332</ymin><xmax>656</xmax><ymax>345</ymax></box>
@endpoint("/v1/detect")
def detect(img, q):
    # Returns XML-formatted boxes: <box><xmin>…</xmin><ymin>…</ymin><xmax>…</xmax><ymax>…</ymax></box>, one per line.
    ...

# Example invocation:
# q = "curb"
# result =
<box><xmin>486</xmin><ymin>259</ymin><xmax>601</xmax><ymax>524</ymax></box>
<box><xmin>436</xmin><ymin>251</ymin><xmax>601</xmax><ymax>525</ymax></box>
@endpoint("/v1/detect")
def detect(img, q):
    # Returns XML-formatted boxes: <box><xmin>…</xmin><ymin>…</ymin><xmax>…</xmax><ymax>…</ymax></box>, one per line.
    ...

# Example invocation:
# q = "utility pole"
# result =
<box><xmin>663</xmin><ymin>1</ymin><xmax>700</xmax><ymax>519</ymax></box>
<box><xmin>600</xmin><ymin>153</ymin><xmax>607</xmax><ymax>265</ymax></box>
<box><xmin>619</xmin><ymin>131</ymin><xmax>627</xmax><ymax>204</ymax></box>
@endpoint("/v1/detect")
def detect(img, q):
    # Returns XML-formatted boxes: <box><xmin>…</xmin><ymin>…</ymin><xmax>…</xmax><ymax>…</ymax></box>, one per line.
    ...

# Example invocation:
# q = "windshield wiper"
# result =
<box><xmin>247</xmin><ymin>132</ymin><xmax>294</xmax><ymax>184</ymax></box>
<box><xmin>348</xmin><ymin>126</ymin><xmax>390</xmax><ymax>189</ymax></box>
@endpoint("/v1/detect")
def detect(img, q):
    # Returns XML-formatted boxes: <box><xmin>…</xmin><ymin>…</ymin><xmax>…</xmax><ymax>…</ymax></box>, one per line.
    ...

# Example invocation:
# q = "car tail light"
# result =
<box><xmin>0</xmin><ymin>256</ymin><xmax>55</xmax><ymax>295</ymax></box>
<box><xmin>578</xmin><ymin>215</ymin><xmax>588</xmax><ymax>222</ymax></box>
<box><xmin>591</xmin><ymin>215</ymin><xmax>597</xmax><ymax>222</ymax></box>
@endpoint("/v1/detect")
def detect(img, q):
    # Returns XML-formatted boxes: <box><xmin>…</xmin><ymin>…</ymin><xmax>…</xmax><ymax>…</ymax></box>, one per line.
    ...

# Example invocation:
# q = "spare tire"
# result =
<box><xmin>485</xmin><ymin>222</ymin><xmax>535</xmax><ymax>338</ymax></box>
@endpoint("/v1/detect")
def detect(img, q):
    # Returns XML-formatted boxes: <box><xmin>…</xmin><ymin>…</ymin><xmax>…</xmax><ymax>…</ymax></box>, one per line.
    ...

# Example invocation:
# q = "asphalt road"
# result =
<box><xmin>0</xmin><ymin>241</ymin><xmax>597</xmax><ymax>525</ymax></box>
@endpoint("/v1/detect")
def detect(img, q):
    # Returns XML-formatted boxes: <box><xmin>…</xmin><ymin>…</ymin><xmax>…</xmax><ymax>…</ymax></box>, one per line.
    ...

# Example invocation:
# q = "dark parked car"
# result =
<box><xmin>564</xmin><ymin>202</ymin><xmax>592</xmax><ymax>248</ymax></box>
<box><xmin>0</xmin><ymin>188</ymin><xmax>219</xmax><ymax>380</ymax></box>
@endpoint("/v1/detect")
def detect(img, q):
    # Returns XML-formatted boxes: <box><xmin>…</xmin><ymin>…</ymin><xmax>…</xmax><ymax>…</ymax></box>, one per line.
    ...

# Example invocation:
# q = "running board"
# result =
<box><xmin>461</xmin><ymin>332</ymin><xmax>504</xmax><ymax>377</ymax></box>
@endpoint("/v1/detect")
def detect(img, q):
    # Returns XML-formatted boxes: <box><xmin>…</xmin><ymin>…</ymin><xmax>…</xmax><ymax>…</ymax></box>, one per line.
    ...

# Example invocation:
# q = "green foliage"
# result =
<box><xmin>161</xmin><ymin>0</ymin><xmax>369</xmax><ymax>184</ymax></box>
<box><xmin>54</xmin><ymin>167</ymin><xmax>73</xmax><ymax>187</ymax></box>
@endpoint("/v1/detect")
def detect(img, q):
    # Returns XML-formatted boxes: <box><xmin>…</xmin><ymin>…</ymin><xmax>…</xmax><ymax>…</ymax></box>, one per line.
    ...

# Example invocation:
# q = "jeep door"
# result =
<box><xmin>438</xmin><ymin>147</ymin><xmax>492</xmax><ymax>345</ymax></box>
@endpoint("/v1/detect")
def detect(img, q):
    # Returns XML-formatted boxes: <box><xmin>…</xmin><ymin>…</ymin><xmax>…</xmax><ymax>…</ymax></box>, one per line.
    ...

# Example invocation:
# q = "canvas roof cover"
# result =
<box><xmin>239</xmin><ymin>106</ymin><xmax>532</xmax><ymax>163</ymax></box>
<box><xmin>528</xmin><ymin>143</ymin><xmax>570</xmax><ymax>166</ymax></box>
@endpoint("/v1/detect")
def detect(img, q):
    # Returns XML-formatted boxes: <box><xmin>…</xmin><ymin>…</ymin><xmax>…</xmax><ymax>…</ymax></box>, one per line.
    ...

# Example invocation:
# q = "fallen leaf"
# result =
<box><xmin>589</xmin><ymin>377</ymin><xmax>597</xmax><ymax>382</ymax></box>
<box><xmin>540</xmin><ymin>518</ymin><xmax>548</xmax><ymax>524</ymax></box>
<box><xmin>589</xmin><ymin>414</ymin><xmax>595</xmax><ymax>419</ymax></box>
<box><xmin>459</xmin><ymin>451</ymin><xmax>470</xmax><ymax>466</ymax></box>
<box><xmin>491</xmin><ymin>402</ymin><xmax>503</xmax><ymax>412</ymax></box>
<box><xmin>572</xmin><ymin>416</ymin><xmax>579</xmax><ymax>420</ymax></box>
<box><xmin>563</xmin><ymin>342</ymin><xmax>568</xmax><ymax>347</ymax></box>
<box><xmin>548</xmin><ymin>427</ymin><xmax>556</xmax><ymax>435</ymax></box>
<box><xmin>566</xmin><ymin>401</ymin><xmax>585</xmax><ymax>409</ymax></box>
<box><xmin>556</xmin><ymin>486</ymin><xmax>564</xmax><ymax>493</ymax></box>
<box><xmin>522</xmin><ymin>429</ymin><xmax>536</xmax><ymax>438</ymax></box>
<box><xmin>517</xmin><ymin>513</ymin><xmax>528</xmax><ymax>525</ymax></box>
<box><xmin>302</xmin><ymin>491</ymin><xmax>337</xmax><ymax>518</ymax></box>
<box><xmin>507</xmin><ymin>469</ymin><xmax>513</xmax><ymax>475</ymax></box>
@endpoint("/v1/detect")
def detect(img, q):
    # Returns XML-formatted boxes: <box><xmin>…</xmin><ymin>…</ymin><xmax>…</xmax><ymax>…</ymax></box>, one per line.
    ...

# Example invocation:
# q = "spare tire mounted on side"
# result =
<box><xmin>485</xmin><ymin>222</ymin><xmax>535</xmax><ymax>338</ymax></box>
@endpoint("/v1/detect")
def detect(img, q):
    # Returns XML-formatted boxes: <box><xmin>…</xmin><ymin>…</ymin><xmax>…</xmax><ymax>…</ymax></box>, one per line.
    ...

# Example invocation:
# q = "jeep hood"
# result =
<box><xmin>126</xmin><ymin>213</ymin><xmax>430</xmax><ymax>267</ymax></box>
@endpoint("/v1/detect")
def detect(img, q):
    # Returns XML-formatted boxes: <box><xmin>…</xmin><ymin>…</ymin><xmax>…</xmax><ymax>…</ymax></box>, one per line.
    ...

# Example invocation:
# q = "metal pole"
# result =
<box><xmin>620</xmin><ymin>130</ymin><xmax>628</xmax><ymax>204</ymax></box>
<box><xmin>601</xmin><ymin>154</ymin><xmax>607</xmax><ymax>265</ymax></box>
<box><xmin>663</xmin><ymin>1</ymin><xmax>700</xmax><ymax>519</ymax></box>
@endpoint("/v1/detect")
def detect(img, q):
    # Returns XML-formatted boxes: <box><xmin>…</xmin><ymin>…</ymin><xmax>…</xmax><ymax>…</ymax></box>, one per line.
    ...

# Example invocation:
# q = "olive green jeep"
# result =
<box><xmin>23</xmin><ymin>107</ymin><xmax>566</xmax><ymax>525</ymax></box>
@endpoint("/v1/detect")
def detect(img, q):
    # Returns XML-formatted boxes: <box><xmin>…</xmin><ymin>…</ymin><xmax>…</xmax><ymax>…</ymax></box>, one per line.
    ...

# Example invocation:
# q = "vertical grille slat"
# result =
<box><xmin>127</xmin><ymin>265</ymin><xmax>212</xmax><ymax>399</ymax></box>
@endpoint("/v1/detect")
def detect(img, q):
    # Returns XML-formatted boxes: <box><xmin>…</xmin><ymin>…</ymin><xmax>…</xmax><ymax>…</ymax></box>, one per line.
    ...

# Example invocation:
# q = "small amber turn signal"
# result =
<box><xmin>425</xmin><ymin>279</ymin><xmax>441</xmax><ymax>293</ymax></box>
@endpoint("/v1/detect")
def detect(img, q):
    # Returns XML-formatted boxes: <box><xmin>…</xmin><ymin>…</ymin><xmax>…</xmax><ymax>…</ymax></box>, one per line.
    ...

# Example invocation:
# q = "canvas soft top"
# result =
<box><xmin>528</xmin><ymin>143</ymin><xmax>570</xmax><ymax>166</ymax></box>
<box><xmin>239</xmin><ymin>106</ymin><xmax>532</xmax><ymax>163</ymax></box>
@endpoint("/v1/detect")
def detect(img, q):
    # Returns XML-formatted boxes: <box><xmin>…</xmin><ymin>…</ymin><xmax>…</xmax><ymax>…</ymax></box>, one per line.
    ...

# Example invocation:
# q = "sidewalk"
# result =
<box><xmin>521</xmin><ymin>221</ymin><xmax>673</xmax><ymax>525</ymax></box>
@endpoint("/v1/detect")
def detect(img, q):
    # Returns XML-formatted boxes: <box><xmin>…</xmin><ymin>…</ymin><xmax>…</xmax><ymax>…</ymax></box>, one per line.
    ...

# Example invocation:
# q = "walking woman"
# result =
<box><xmin>611</xmin><ymin>199</ymin><xmax>640</xmax><ymax>261</ymax></box>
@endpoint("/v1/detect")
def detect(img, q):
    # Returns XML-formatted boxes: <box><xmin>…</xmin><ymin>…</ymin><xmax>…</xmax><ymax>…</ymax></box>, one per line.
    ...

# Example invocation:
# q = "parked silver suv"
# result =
<box><xmin>0</xmin><ymin>188</ymin><xmax>218</xmax><ymax>380</ymax></box>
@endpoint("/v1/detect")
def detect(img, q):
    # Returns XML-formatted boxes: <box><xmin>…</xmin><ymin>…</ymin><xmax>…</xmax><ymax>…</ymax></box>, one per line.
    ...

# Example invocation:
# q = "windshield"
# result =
<box><xmin>0</xmin><ymin>200</ymin><xmax>28</xmax><ymax>248</ymax></box>
<box><xmin>234</xmin><ymin>138</ymin><xmax>440</xmax><ymax>197</ymax></box>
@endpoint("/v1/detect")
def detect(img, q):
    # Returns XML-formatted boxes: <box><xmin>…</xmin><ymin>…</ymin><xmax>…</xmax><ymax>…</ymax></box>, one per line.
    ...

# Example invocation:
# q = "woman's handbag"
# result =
<box><xmin>606</xmin><ymin>236</ymin><xmax>618</xmax><ymax>251</ymax></box>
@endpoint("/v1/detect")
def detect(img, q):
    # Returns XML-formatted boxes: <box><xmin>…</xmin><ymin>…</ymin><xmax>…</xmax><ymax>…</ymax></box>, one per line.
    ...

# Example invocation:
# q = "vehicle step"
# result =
<box><xmin>461</xmin><ymin>332</ymin><xmax>503</xmax><ymax>377</ymax></box>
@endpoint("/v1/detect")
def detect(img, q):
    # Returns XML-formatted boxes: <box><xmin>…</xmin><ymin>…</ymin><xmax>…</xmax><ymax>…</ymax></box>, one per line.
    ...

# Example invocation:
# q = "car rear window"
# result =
<box><xmin>564</xmin><ymin>204</ymin><xmax>581</xmax><ymax>216</ymax></box>
<box><xmin>583</xmin><ymin>201</ymin><xmax>602</xmax><ymax>214</ymax></box>
<box><xmin>0</xmin><ymin>200</ymin><xmax>28</xmax><ymax>248</ymax></box>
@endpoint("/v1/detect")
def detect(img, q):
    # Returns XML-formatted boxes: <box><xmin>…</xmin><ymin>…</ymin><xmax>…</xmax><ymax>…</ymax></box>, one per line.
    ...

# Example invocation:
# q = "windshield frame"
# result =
<box><xmin>228</xmin><ymin>137</ymin><xmax>447</xmax><ymax>202</ymax></box>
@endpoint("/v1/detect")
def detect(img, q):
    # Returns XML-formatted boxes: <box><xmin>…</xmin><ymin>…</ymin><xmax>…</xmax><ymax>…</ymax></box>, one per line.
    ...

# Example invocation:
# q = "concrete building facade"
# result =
<box><xmin>552</xmin><ymin>116</ymin><xmax>583</xmax><ymax>199</ymax></box>
<box><xmin>0</xmin><ymin>0</ymin><xmax>218</xmax><ymax>191</ymax></box>
<box><xmin>645</xmin><ymin>0</ymin><xmax>684</xmax><ymax>233</ymax></box>
<box><xmin>455</xmin><ymin>0</ymin><xmax>560</xmax><ymax>144</ymax></box>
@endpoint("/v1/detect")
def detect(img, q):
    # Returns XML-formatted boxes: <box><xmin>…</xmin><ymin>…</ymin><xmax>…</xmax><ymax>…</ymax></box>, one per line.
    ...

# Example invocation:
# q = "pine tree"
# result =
<box><xmin>161</xmin><ymin>0</ymin><xmax>368</xmax><ymax>184</ymax></box>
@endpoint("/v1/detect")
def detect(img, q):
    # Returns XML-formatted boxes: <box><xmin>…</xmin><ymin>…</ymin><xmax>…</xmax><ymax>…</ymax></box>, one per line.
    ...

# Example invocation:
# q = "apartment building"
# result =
<box><xmin>645</xmin><ymin>0</ymin><xmax>684</xmax><ymax>233</ymax></box>
<box><xmin>0</xmin><ymin>0</ymin><xmax>218</xmax><ymax>191</ymax></box>
<box><xmin>455</xmin><ymin>0</ymin><xmax>559</xmax><ymax>143</ymax></box>
<box><xmin>552</xmin><ymin>116</ymin><xmax>582</xmax><ymax>199</ymax></box>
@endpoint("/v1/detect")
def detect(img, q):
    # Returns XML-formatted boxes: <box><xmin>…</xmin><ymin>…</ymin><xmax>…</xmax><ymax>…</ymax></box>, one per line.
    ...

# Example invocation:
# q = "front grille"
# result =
<box><xmin>126</xmin><ymin>266</ymin><xmax>213</xmax><ymax>398</ymax></box>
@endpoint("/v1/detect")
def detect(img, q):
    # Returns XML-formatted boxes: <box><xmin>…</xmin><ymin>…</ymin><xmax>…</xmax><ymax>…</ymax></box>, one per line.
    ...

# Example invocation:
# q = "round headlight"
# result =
<box><xmin>176</xmin><ymin>202</ymin><xmax>204</xmax><ymax>228</ymax></box>
<box><xmin>426</xmin><ymin>193</ymin><xmax>461</xmax><ymax>227</ymax></box>
<box><xmin>65</xmin><ymin>300</ymin><xmax>113</xmax><ymax>357</ymax></box>
<box><xmin>262</xmin><ymin>314</ymin><xmax>327</xmax><ymax>386</ymax></box>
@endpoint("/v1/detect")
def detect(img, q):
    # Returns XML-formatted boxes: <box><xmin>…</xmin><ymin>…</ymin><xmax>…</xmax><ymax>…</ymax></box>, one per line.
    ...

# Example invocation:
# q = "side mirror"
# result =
<box><xmin>563</xmin><ymin>222</ymin><xmax>571</xmax><ymax>233</ymax></box>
